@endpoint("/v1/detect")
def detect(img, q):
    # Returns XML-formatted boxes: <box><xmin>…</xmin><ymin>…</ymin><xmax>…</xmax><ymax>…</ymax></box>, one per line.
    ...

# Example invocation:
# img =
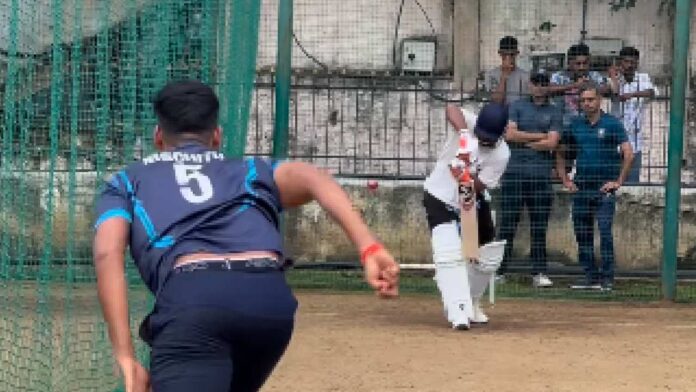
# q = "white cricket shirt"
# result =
<box><xmin>424</xmin><ymin>109</ymin><xmax>510</xmax><ymax>209</ymax></box>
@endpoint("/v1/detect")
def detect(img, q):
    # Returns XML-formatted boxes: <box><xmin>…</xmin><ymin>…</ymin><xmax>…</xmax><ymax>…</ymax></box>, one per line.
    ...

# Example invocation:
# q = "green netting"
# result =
<box><xmin>0</xmin><ymin>0</ymin><xmax>260</xmax><ymax>390</ymax></box>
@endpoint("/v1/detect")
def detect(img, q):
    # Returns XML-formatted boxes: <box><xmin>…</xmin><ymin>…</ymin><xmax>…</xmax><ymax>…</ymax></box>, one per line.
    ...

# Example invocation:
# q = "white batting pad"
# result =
<box><xmin>431</xmin><ymin>222</ymin><xmax>473</xmax><ymax>323</ymax></box>
<box><xmin>475</xmin><ymin>240</ymin><xmax>507</xmax><ymax>273</ymax></box>
<box><xmin>467</xmin><ymin>263</ymin><xmax>488</xmax><ymax>300</ymax></box>
<box><xmin>468</xmin><ymin>240</ymin><xmax>506</xmax><ymax>299</ymax></box>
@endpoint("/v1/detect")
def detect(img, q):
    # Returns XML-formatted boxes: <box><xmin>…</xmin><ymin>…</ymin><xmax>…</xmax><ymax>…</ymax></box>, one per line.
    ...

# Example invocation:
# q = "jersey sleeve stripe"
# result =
<box><xmin>94</xmin><ymin>208</ymin><xmax>132</xmax><ymax>229</ymax></box>
<box><xmin>244</xmin><ymin>158</ymin><xmax>258</xmax><ymax>196</ymax></box>
<box><xmin>118</xmin><ymin>170</ymin><xmax>134</xmax><ymax>193</ymax></box>
<box><xmin>153</xmin><ymin>235</ymin><xmax>175</xmax><ymax>248</ymax></box>
<box><xmin>116</xmin><ymin>169</ymin><xmax>169</xmax><ymax>246</ymax></box>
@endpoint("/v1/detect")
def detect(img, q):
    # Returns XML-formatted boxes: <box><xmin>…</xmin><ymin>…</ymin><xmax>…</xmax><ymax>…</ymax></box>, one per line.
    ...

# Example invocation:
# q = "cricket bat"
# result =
<box><xmin>458</xmin><ymin>166</ymin><xmax>479</xmax><ymax>261</ymax></box>
<box><xmin>454</xmin><ymin>129</ymin><xmax>479</xmax><ymax>262</ymax></box>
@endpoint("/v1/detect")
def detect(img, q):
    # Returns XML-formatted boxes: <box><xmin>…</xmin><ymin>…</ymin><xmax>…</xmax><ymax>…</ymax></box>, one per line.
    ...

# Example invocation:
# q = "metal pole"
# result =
<box><xmin>662</xmin><ymin>0</ymin><xmax>692</xmax><ymax>301</ymax></box>
<box><xmin>580</xmin><ymin>0</ymin><xmax>587</xmax><ymax>42</ymax></box>
<box><xmin>273</xmin><ymin>0</ymin><xmax>293</xmax><ymax>159</ymax></box>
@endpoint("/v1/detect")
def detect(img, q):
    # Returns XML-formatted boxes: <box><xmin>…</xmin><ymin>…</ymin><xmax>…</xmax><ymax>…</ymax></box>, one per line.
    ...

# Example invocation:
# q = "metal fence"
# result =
<box><xmin>246</xmin><ymin>72</ymin><xmax>680</xmax><ymax>185</ymax></box>
<box><xmin>250</xmin><ymin>0</ymin><xmax>696</xmax><ymax>302</ymax></box>
<box><xmin>244</xmin><ymin>71</ymin><xmax>696</xmax><ymax>303</ymax></box>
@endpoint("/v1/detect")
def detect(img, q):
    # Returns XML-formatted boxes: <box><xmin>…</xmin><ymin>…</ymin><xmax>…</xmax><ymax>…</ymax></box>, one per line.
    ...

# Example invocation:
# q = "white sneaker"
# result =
<box><xmin>452</xmin><ymin>320</ymin><xmax>470</xmax><ymax>330</ymax></box>
<box><xmin>470</xmin><ymin>300</ymin><xmax>489</xmax><ymax>324</ymax></box>
<box><xmin>533</xmin><ymin>273</ymin><xmax>553</xmax><ymax>288</ymax></box>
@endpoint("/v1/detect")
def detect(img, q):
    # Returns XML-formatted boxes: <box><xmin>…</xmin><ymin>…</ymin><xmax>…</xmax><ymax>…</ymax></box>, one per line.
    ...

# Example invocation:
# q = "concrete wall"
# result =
<box><xmin>5</xmin><ymin>169</ymin><xmax>696</xmax><ymax>271</ymax></box>
<box><xmin>284</xmin><ymin>180</ymin><xmax>696</xmax><ymax>271</ymax></box>
<box><xmin>246</xmin><ymin>74</ymin><xmax>481</xmax><ymax>178</ymax></box>
<box><xmin>256</xmin><ymin>1</ymin><xmax>676</xmax><ymax>77</ymax></box>
<box><xmin>478</xmin><ymin>0</ymin><xmax>674</xmax><ymax>78</ymax></box>
<box><xmin>257</xmin><ymin>0</ymin><xmax>453</xmax><ymax>71</ymax></box>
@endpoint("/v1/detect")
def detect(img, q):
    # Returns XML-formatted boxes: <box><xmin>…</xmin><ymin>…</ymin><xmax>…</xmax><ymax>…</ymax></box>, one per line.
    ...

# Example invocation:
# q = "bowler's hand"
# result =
<box><xmin>600</xmin><ymin>181</ymin><xmax>621</xmax><ymax>194</ymax></box>
<box><xmin>363</xmin><ymin>248</ymin><xmax>400</xmax><ymax>298</ymax></box>
<box><xmin>118</xmin><ymin>357</ymin><xmax>151</xmax><ymax>392</ymax></box>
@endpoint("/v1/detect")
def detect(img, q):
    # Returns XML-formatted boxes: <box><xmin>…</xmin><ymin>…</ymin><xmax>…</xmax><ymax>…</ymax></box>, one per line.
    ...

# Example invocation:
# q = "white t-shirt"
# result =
<box><xmin>424</xmin><ymin>109</ymin><xmax>511</xmax><ymax>209</ymax></box>
<box><xmin>609</xmin><ymin>72</ymin><xmax>655</xmax><ymax>152</ymax></box>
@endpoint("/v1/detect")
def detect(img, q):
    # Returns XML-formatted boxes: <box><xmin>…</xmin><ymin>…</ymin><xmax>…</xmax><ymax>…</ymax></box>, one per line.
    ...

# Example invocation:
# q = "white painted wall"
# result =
<box><xmin>257</xmin><ymin>0</ymin><xmax>452</xmax><ymax>71</ymax></box>
<box><xmin>256</xmin><ymin>0</ymin><xmax>675</xmax><ymax>78</ymax></box>
<box><xmin>479</xmin><ymin>0</ymin><xmax>673</xmax><ymax>78</ymax></box>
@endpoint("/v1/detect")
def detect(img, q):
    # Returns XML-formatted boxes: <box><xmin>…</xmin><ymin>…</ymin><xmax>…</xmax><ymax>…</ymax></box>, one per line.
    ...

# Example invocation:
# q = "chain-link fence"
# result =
<box><xmin>0</xmin><ymin>0</ymin><xmax>260</xmax><ymax>390</ymax></box>
<box><xmin>249</xmin><ymin>0</ymin><xmax>696</xmax><ymax>303</ymax></box>
<box><xmin>1</xmin><ymin>0</ymin><xmax>695</xmax><ymax>390</ymax></box>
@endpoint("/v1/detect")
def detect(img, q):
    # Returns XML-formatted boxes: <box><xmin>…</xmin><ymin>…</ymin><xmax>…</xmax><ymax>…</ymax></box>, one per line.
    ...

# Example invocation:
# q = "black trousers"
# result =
<box><xmin>422</xmin><ymin>191</ymin><xmax>496</xmax><ymax>245</ymax></box>
<box><xmin>143</xmin><ymin>266</ymin><xmax>298</xmax><ymax>392</ymax></box>
<box><xmin>497</xmin><ymin>176</ymin><xmax>553</xmax><ymax>275</ymax></box>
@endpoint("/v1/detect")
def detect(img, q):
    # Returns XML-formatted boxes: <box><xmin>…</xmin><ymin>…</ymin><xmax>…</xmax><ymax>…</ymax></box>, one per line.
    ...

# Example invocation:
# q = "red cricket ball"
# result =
<box><xmin>367</xmin><ymin>180</ymin><xmax>379</xmax><ymax>190</ymax></box>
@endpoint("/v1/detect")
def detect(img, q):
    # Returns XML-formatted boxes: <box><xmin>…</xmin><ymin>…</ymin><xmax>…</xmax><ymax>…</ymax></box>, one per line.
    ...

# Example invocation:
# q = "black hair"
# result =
<box><xmin>499</xmin><ymin>36</ymin><xmax>518</xmax><ymax>51</ymax></box>
<box><xmin>619</xmin><ymin>46</ymin><xmax>640</xmax><ymax>58</ymax></box>
<box><xmin>578</xmin><ymin>82</ymin><xmax>600</xmax><ymax>97</ymax></box>
<box><xmin>530</xmin><ymin>72</ymin><xmax>550</xmax><ymax>86</ymax></box>
<box><xmin>567</xmin><ymin>43</ymin><xmax>590</xmax><ymax>59</ymax></box>
<box><xmin>153</xmin><ymin>80</ymin><xmax>220</xmax><ymax>135</ymax></box>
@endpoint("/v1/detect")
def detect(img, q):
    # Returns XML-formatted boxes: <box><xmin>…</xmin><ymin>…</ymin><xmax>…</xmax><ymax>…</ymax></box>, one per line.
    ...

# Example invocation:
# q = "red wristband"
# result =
<box><xmin>360</xmin><ymin>243</ymin><xmax>383</xmax><ymax>265</ymax></box>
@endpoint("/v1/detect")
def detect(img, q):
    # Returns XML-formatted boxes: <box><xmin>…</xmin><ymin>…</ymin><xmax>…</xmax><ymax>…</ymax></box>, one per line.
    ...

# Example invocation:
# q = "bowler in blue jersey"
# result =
<box><xmin>92</xmin><ymin>80</ymin><xmax>400</xmax><ymax>392</ymax></box>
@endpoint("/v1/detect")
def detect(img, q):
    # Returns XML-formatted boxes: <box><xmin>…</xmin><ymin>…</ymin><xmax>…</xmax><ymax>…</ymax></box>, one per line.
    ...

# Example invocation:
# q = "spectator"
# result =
<box><xmin>555</xmin><ymin>85</ymin><xmax>633</xmax><ymax>292</ymax></box>
<box><xmin>548</xmin><ymin>43</ymin><xmax>608</xmax><ymax>176</ymax></box>
<box><xmin>497</xmin><ymin>73</ymin><xmax>562</xmax><ymax>287</ymax></box>
<box><xmin>548</xmin><ymin>43</ymin><xmax>608</xmax><ymax>127</ymax></box>
<box><xmin>484</xmin><ymin>36</ymin><xmax>530</xmax><ymax>105</ymax></box>
<box><xmin>608</xmin><ymin>46</ymin><xmax>655</xmax><ymax>183</ymax></box>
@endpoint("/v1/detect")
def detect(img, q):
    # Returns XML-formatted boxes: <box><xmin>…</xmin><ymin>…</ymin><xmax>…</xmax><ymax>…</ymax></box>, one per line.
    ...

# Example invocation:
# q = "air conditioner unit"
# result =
<box><xmin>584</xmin><ymin>38</ymin><xmax>624</xmax><ymax>72</ymax></box>
<box><xmin>400</xmin><ymin>37</ymin><xmax>436</xmax><ymax>74</ymax></box>
<box><xmin>529</xmin><ymin>51</ymin><xmax>566</xmax><ymax>74</ymax></box>
<box><xmin>584</xmin><ymin>38</ymin><xmax>624</xmax><ymax>56</ymax></box>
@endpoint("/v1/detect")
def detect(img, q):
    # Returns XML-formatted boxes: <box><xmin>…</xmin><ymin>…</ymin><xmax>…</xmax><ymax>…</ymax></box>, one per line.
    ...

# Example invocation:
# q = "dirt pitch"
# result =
<box><xmin>262</xmin><ymin>292</ymin><xmax>696</xmax><ymax>392</ymax></box>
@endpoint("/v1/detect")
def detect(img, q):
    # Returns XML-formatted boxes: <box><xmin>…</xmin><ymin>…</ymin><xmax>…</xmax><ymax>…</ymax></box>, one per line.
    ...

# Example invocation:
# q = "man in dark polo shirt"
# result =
<box><xmin>555</xmin><ymin>84</ymin><xmax>633</xmax><ymax>292</ymax></box>
<box><xmin>497</xmin><ymin>73</ymin><xmax>562</xmax><ymax>288</ymax></box>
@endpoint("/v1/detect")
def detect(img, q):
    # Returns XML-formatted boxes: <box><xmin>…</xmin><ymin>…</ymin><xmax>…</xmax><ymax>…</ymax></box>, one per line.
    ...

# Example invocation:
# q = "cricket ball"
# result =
<box><xmin>367</xmin><ymin>179</ymin><xmax>379</xmax><ymax>190</ymax></box>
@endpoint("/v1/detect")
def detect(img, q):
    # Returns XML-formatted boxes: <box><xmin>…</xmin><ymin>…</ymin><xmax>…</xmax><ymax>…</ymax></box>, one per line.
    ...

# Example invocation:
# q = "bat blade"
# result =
<box><xmin>459</xmin><ymin>180</ymin><xmax>479</xmax><ymax>261</ymax></box>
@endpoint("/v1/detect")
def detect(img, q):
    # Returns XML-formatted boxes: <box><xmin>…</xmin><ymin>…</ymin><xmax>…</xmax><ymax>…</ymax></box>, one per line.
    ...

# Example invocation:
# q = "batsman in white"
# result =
<box><xmin>422</xmin><ymin>102</ymin><xmax>510</xmax><ymax>330</ymax></box>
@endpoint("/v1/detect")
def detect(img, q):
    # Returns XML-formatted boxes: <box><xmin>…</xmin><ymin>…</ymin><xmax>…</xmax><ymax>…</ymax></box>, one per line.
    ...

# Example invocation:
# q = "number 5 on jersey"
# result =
<box><xmin>173</xmin><ymin>163</ymin><xmax>214</xmax><ymax>204</ymax></box>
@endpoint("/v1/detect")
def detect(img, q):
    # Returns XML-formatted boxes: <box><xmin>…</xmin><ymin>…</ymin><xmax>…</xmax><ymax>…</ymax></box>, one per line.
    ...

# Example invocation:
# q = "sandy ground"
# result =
<box><xmin>262</xmin><ymin>292</ymin><xmax>696</xmax><ymax>392</ymax></box>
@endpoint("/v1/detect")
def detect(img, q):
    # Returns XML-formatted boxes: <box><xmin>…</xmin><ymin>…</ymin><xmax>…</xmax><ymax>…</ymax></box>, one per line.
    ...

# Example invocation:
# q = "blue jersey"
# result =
<box><xmin>563</xmin><ymin>113</ymin><xmax>628</xmax><ymax>189</ymax></box>
<box><xmin>93</xmin><ymin>143</ymin><xmax>284</xmax><ymax>295</ymax></box>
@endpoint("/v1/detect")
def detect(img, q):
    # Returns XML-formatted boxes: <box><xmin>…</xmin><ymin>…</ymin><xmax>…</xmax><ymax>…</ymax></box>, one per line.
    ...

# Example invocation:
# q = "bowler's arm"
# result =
<box><xmin>273</xmin><ymin>162</ymin><xmax>399</xmax><ymax>297</ymax></box>
<box><xmin>94</xmin><ymin>219</ymin><xmax>134</xmax><ymax>365</ymax></box>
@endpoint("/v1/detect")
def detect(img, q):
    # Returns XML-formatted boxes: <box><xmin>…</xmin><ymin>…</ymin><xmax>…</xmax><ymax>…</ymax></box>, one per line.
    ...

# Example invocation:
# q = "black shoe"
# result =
<box><xmin>569</xmin><ymin>277</ymin><xmax>601</xmax><ymax>290</ymax></box>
